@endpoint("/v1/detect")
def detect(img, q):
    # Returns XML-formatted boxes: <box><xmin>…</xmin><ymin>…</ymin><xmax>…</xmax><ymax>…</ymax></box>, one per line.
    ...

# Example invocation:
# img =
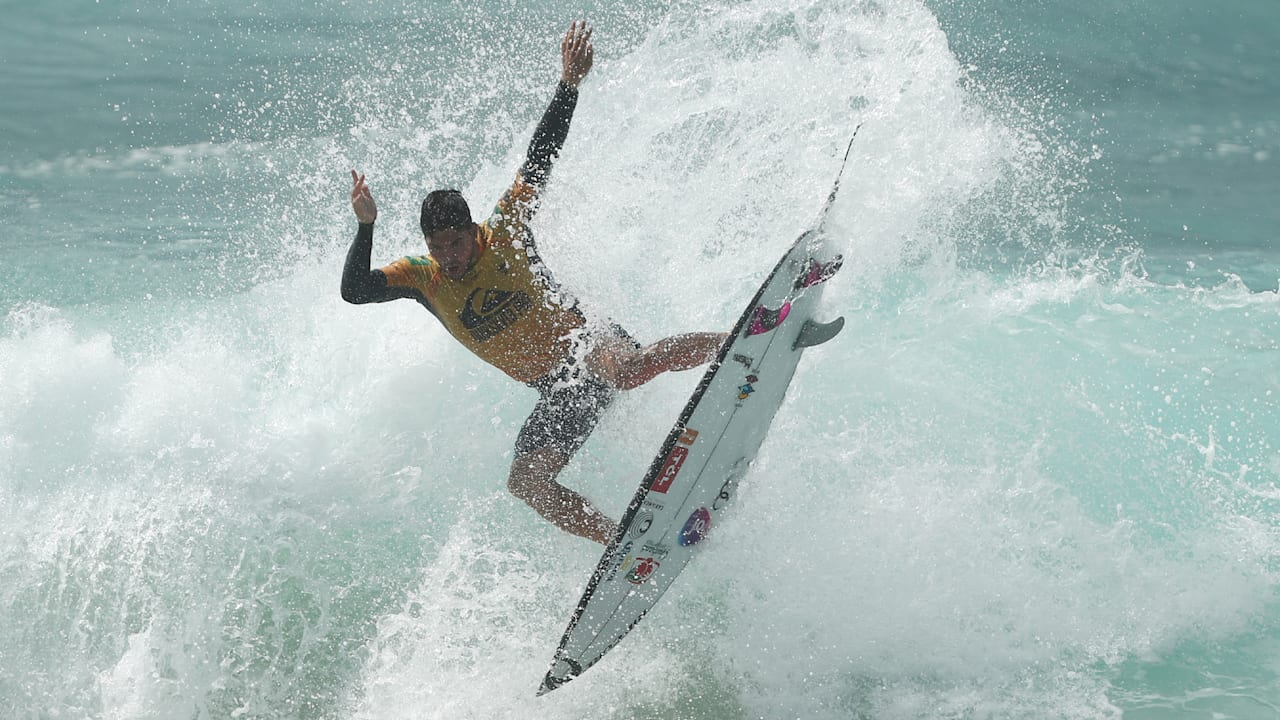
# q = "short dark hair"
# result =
<box><xmin>420</xmin><ymin>189</ymin><xmax>473</xmax><ymax>236</ymax></box>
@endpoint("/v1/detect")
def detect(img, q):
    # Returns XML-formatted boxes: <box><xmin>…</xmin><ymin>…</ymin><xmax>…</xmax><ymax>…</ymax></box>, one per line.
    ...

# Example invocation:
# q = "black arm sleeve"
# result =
<box><xmin>341</xmin><ymin>222</ymin><xmax>438</xmax><ymax>315</ymax></box>
<box><xmin>340</xmin><ymin>222</ymin><xmax>392</xmax><ymax>304</ymax></box>
<box><xmin>521</xmin><ymin>81</ymin><xmax>579</xmax><ymax>188</ymax></box>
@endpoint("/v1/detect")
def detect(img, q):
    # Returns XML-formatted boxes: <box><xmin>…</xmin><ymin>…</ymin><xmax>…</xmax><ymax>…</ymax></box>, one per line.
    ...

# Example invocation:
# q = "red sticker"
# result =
<box><xmin>626</xmin><ymin>557</ymin><xmax>661</xmax><ymax>584</ymax></box>
<box><xmin>650</xmin><ymin>446</ymin><xmax>688</xmax><ymax>494</ymax></box>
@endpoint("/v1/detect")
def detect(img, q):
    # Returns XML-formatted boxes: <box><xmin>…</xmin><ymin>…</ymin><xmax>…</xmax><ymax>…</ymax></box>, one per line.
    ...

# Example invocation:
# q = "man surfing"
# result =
<box><xmin>341</xmin><ymin>21</ymin><xmax>726</xmax><ymax>545</ymax></box>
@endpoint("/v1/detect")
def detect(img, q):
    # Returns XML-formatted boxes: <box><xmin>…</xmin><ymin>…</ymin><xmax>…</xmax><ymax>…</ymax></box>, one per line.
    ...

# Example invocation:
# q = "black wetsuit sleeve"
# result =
<box><xmin>340</xmin><ymin>221</ymin><xmax>433</xmax><ymax>314</ymax></box>
<box><xmin>340</xmin><ymin>222</ymin><xmax>390</xmax><ymax>303</ymax></box>
<box><xmin>520</xmin><ymin>81</ymin><xmax>579</xmax><ymax>188</ymax></box>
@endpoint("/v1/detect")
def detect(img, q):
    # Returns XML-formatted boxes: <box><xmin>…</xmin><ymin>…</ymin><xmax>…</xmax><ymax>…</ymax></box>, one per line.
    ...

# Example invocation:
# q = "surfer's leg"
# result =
<box><xmin>590</xmin><ymin>331</ymin><xmax>727</xmax><ymax>390</ymax></box>
<box><xmin>509</xmin><ymin>373</ymin><xmax>619</xmax><ymax>545</ymax></box>
<box><xmin>507</xmin><ymin>447</ymin><xmax>616</xmax><ymax>545</ymax></box>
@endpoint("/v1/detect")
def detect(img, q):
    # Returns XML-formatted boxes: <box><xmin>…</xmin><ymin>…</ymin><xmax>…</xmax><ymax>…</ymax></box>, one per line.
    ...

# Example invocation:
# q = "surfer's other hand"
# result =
<box><xmin>350</xmin><ymin>170</ymin><xmax>377</xmax><ymax>224</ymax></box>
<box><xmin>561</xmin><ymin>20</ymin><xmax>593</xmax><ymax>88</ymax></box>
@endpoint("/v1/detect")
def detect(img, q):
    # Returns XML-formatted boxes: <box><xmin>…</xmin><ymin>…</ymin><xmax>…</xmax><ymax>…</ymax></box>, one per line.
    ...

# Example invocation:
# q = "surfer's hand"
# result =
<box><xmin>350</xmin><ymin>170</ymin><xmax>377</xmax><ymax>224</ymax></box>
<box><xmin>560</xmin><ymin>20</ymin><xmax>593</xmax><ymax>88</ymax></box>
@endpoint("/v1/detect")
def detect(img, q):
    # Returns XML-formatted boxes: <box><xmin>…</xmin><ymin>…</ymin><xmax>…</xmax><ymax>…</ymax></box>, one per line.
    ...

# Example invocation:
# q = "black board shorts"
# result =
<box><xmin>515</xmin><ymin>323</ymin><xmax>640</xmax><ymax>458</ymax></box>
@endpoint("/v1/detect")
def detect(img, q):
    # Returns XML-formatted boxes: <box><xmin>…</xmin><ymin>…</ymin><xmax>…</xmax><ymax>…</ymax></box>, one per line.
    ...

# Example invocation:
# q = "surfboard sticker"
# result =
<box><xmin>538</xmin><ymin>133</ymin><xmax>859</xmax><ymax>696</ymax></box>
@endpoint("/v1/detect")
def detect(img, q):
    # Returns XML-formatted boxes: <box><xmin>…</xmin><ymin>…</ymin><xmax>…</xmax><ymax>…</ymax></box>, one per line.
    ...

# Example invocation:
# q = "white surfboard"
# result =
<box><xmin>538</xmin><ymin>136</ymin><xmax>858</xmax><ymax>696</ymax></box>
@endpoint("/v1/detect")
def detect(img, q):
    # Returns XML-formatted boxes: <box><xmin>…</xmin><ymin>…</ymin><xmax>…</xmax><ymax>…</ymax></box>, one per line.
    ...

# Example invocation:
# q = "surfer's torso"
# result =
<box><xmin>380</xmin><ymin>176</ymin><xmax>585</xmax><ymax>384</ymax></box>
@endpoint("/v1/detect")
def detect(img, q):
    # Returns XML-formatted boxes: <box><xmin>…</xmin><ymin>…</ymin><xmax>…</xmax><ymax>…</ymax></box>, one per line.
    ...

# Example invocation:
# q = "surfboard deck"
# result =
<box><xmin>538</xmin><ymin>135</ymin><xmax>858</xmax><ymax>696</ymax></box>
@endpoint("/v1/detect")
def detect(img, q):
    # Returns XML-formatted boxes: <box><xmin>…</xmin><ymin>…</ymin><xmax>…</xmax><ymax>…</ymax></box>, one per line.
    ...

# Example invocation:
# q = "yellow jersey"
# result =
<box><xmin>379</xmin><ymin>176</ymin><xmax>586</xmax><ymax>384</ymax></box>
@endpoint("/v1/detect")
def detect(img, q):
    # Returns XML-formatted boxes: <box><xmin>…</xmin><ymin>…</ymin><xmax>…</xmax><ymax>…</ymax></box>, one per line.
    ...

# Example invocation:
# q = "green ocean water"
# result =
<box><xmin>2</xmin><ymin>1</ymin><xmax>1278</xmax><ymax>718</ymax></box>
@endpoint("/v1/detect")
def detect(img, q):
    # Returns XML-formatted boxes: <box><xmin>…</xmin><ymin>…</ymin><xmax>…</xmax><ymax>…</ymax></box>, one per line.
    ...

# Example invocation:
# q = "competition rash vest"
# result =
<box><xmin>380</xmin><ymin>178</ymin><xmax>584</xmax><ymax>384</ymax></box>
<box><xmin>341</xmin><ymin>81</ymin><xmax>584</xmax><ymax>385</ymax></box>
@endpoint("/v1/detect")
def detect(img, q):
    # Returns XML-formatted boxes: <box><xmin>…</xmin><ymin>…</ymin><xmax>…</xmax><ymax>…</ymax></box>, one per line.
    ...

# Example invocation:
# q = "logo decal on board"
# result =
<box><xmin>603</xmin><ymin>541</ymin><xmax>634</xmax><ymax>582</ymax></box>
<box><xmin>650</xmin><ymin>446</ymin><xmax>688</xmax><ymax>494</ymax></box>
<box><xmin>679</xmin><ymin>507</ymin><xmax>711</xmax><ymax>546</ymax></box>
<box><xmin>732</xmin><ymin>353</ymin><xmax>755</xmax><ymax>370</ymax></box>
<box><xmin>738</xmin><ymin>374</ymin><xmax>759</xmax><ymax>401</ymax></box>
<box><xmin>626</xmin><ymin>556</ymin><xmax>661</xmax><ymax>585</ymax></box>
<box><xmin>678</xmin><ymin>428</ymin><xmax>699</xmax><ymax>446</ymax></box>
<box><xmin>640</xmin><ymin>541</ymin><xmax>670</xmax><ymax>560</ymax></box>
<box><xmin>628</xmin><ymin>510</ymin><xmax>655</xmax><ymax>538</ymax></box>
<box><xmin>712</xmin><ymin>457</ymin><xmax>750</xmax><ymax>511</ymax></box>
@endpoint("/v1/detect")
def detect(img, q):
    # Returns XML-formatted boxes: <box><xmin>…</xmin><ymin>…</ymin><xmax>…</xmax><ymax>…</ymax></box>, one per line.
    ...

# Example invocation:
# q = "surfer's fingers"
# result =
<box><xmin>573</xmin><ymin>33</ymin><xmax>593</xmax><ymax>66</ymax></box>
<box><xmin>567</xmin><ymin>21</ymin><xmax>589</xmax><ymax>52</ymax></box>
<box><xmin>563</xmin><ymin>21</ymin><xmax>581</xmax><ymax>51</ymax></box>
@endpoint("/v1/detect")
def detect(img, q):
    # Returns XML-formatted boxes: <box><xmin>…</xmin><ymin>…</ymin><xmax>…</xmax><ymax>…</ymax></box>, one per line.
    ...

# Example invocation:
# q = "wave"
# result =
<box><xmin>3</xmin><ymin>0</ymin><xmax>1279</xmax><ymax>718</ymax></box>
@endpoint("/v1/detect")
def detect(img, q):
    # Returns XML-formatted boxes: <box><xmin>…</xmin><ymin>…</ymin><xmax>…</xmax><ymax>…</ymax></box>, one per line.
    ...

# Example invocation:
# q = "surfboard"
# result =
<box><xmin>538</xmin><ymin>135</ymin><xmax>858</xmax><ymax>696</ymax></box>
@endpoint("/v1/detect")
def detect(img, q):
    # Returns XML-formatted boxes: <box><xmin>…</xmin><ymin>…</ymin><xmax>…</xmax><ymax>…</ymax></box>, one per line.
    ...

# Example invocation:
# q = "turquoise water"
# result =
<box><xmin>2</xmin><ymin>0</ymin><xmax>1278</xmax><ymax>718</ymax></box>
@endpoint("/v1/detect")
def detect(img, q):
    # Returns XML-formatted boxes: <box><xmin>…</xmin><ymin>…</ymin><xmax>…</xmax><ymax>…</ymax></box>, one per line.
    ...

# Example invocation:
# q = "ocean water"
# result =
<box><xmin>2</xmin><ymin>0</ymin><xmax>1278</xmax><ymax>717</ymax></box>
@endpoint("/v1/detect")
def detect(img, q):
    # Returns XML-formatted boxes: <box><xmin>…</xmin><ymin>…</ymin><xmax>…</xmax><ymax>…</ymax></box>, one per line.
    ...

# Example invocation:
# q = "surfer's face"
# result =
<box><xmin>427</xmin><ymin>225</ymin><xmax>477</xmax><ymax>280</ymax></box>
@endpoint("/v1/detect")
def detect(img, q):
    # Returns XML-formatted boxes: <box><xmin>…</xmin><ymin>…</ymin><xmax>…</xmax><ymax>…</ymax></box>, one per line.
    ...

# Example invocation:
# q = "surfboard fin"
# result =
<box><xmin>793</xmin><ymin>316</ymin><xmax>844</xmax><ymax>350</ymax></box>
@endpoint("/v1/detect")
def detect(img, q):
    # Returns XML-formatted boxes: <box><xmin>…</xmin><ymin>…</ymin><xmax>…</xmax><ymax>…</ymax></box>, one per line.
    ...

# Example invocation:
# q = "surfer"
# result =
<box><xmin>341</xmin><ymin>21</ymin><xmax>726</xmax><ymax>545</ymax></box>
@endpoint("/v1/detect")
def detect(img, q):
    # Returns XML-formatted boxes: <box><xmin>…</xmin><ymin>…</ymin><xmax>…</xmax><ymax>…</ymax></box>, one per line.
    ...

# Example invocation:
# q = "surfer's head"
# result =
<box><xmin>421</xmin><ymin>189</ymin><xmax>473</xmax><ymax>235</ymax></box>
<box><xmin>422</xmin><ymin>189</ymin><xmax>478</xmax><ymax>280</ymax></box>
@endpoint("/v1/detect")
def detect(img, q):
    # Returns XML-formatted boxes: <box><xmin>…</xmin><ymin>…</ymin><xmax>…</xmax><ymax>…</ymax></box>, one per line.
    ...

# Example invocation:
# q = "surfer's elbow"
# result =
<box><xmin>341</xmin><ymin>268</ymin><xmax>390</xmax><ymax>304</ymax></box>
<box><xmin>341</xmin><ymin>281</ymin><xmax>386</xmax><ymax>305</ymax></box>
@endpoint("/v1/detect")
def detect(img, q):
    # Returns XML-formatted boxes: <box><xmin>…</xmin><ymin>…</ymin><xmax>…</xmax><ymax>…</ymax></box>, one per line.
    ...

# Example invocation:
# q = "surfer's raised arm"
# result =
<box><xmin>340</xmin><ymin>170</ymin><xmax>388</xmax><ymax>304</ymax></box>
<box><xmin>341</xmin><ymin>171</ymin><xmax>426</xmax><ymax>308</ymax></box>
<box><xmin>519</xmin><ymin>21</ymin><xmax>593</xmax><ymax>191</ymax></box>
